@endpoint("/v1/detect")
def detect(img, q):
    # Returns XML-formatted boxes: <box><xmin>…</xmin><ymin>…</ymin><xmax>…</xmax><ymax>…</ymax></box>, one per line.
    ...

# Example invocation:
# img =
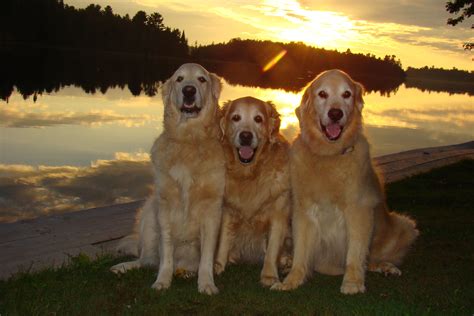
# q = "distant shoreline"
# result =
<box><xmin>2</xmin><ymin>42</ymin><xmax>472</xmax><ymax>85</ymax></box>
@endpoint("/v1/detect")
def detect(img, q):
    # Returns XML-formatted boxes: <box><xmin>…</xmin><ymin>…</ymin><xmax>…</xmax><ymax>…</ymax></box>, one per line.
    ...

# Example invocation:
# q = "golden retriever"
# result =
<box><xmin>214</xmin><ymin>96</ymin><xmax>291</xmax><ymax>287</ymax></box>
<box><xmin>110</xmin><ymin>63</ymin><xmax>225</xmax><ymax>295</ymax></box>
<box><xmin>271</xmin><ymin>69</ymin><xmax>419</xmax><ymax>294</ymax></box>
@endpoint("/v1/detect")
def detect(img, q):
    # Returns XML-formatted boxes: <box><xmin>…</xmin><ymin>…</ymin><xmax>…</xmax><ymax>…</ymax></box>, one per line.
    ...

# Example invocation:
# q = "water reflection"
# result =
<box><xmin>3</xmin><ymin>47</ymin><xmax>465</xmax><ymax>103</ymax></box>
<box><xmin>0</xmin><ymin>51</ymin><xmax>473</xmax><ymax>222</ymax></box>
<box><xmin>0</xmin><ymin>153</ymin><xmax>153</xmax><ymax>223</ymax></box>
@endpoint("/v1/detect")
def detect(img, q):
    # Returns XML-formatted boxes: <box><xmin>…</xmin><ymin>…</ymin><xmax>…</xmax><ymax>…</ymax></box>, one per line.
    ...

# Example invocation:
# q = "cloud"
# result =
<box><xmin>364</xmin><ymin>107</ymin><xmax>474</xmax><ymax>134</ymax></box>
<box><xmin>0</xmin><ymin>153</ymin><xmax>154</xmax><ymax>223</ymax></box>
<box><xmin>64</xmin><ymin>0</ymin><xmax>472</xmax><ymax>68</ymax></box>
<box><xmin>0</xmin><ymin>107</ymin><xmax>155</xmax><ymax>128</ymax></box>
<box><xmin>298</xmin><ymin>0</ymin><xmax>453</xmax><ymax>28</ymax></box>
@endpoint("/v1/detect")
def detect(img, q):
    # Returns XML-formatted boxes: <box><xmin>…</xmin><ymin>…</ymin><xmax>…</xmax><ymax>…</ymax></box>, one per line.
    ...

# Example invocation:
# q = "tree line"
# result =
<box><xmin>192</xmin><ymin>38</ymin><xmax>405</xmax><ymax>80</ymax></box>
<box><xmin>405</xmin><ymin>66</ymin><xmax>474</xmax><ymax>96</ymax></box>
<box><xmin>0</xmin><ymin>0</ymin><xmax>406</xmax><ymax>78</ymax></box>
<box><xmin>1</xmin><ymin>0</ymin><xmax>471</xmax><ymax>100</ymax></box>
<box><xmin>406</xmin><ymin>66</ymin><xmax>474</xmax><ymax>82</ymax></box>
<box><xmin>0</xmin><ymin>0</ymin><xmax>188</xmax><ymax>56</ymax></box>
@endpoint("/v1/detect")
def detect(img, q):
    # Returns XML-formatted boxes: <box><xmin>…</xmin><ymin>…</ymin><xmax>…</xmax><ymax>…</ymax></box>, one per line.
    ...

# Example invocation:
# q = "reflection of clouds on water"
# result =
<box><xmin>365</xmin><ymin>125</ymin><xmax>472</xmax><ymax>157</ymax></box>
<box><xmin>365</xmin><ymin>107</ymin><xmax>474</xmax><ymax>133</ymax></box>
<box><xmin>0</xmin><ymin>152</ymin><xmax>153</xmax><ymax>223</ymax></box>
<box><xmin>0</xmin><ymin>107</ymin><xmax>156</xmax><ymax>128</ymax></box>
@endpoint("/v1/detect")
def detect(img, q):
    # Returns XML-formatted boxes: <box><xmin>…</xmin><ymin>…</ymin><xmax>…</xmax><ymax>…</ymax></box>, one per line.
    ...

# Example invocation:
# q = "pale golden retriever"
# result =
<box><xmin>271</xmin><ymin>69</ymin><xmax>419</xmax><ymax>294</ymax></box>
<box><xmin>214</xmin><ymin>96</ymin><xmax>291</xmax><ymax>287</ymax></box>
<box><xmin>110</xmin><ymin>63</ymin><xmax>225</xmax><ymax>295</ymax></box>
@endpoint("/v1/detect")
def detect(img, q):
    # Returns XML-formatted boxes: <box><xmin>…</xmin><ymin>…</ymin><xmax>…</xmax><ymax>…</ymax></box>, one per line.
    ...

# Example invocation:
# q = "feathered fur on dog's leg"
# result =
<box><xmin>340</xmin><ymin>204</ymin><xmax>373</xmax><ymax>295</ymax></box>
<box><xmin>214</xmin><ymin>208</ymin><xmax>233</xmax><ymax>275</ymax></box>
<box><xmin>260</xmin><ymin>194</ymin><xmax>290</xmax><ymax>287</ymax></box>
<box><xmin>271</xmin><ymin>208</ymin><xmax>318</xmax><ymax>291</ymax></box>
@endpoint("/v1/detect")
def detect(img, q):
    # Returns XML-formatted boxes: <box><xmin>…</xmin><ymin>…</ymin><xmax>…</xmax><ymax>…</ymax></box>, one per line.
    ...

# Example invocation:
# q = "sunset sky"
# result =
<box><xmin>64</xmin><ymin>0</ymin><xmax>473</xmax><ymax>70</ymax></box>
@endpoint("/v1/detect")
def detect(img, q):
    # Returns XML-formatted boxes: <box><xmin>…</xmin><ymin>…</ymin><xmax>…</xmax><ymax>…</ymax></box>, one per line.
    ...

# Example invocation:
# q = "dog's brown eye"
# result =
<box><xmin>176</xmin><ymin>76</ymin><xmax>183</xmax><ymax>82</ymax></box>
<box><xmin>318</xmin><ymin>91</ymin><xmax>328</xmax><ymax>99</ymax></box>
<box><xmin>342</xmin><ymin>91</ymin><xmax>351</xmax><ymax>98</ymax></box>
<box><xmin>198</xmin><ymin>76</ymin><xmax>207</xmax><ymax>83</ymax></box>
<box><xmin>232</xmin><ymin>114</ymin><xmax>241</xmax><ymax>122</ymax></box>
<box><xmin>254</xmin><ymin>115</ymin><xmax>263</xmax><ymax>123</ymax></box>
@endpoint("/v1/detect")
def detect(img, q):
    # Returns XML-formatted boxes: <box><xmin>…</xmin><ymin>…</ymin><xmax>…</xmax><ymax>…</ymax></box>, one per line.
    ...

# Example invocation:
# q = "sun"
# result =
<box><xmin>263</xmin><ymin>0</ymin><xmax>361</xmax><ymax>49</ymax></box>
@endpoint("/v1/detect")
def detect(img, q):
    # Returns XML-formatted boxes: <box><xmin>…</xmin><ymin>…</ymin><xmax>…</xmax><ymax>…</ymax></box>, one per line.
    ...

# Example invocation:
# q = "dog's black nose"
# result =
<box><xmin>328</xmin><ymin>108</ymin><xmax>343</xmax><ymax>122</ymax></box>
<box><xmin>182</xmin><ymin>85</ymin><xmax>196</xmax><ymax>98</ymax></box>
<box><xmin>239</xmin><ymin>131</ymin><xmax>253</xmax><ymax>146</ymax></box>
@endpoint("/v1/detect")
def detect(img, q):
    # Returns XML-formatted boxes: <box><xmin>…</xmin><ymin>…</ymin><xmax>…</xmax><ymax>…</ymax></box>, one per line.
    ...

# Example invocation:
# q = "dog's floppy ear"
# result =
<box><xmin>266</xmin><ymin>101</ymin><xmax>281</xmax><ymax>144</ymax></box>
<box><xmin>219</xmin><ymin>100</ymin><xmax>232</xmax><ymax>141</ymax></box>
<box><xmin>354</xmin><ymin>81</ymin><xmax>365</xmax><ymax>112</ymax></box>
<box><xmin>210</xmin><ymin>72</ymin><xmax>223</xmax><ymax>100</ymax></box>
<box><xmin>161</xmin><ymin>78</ymin><xmax>172</xmax><ymax>106</ymax></box>
<box><xmin>295</xmin><ymin>82</ymin><xmax>313</xmax><ymax>122</ymax></box>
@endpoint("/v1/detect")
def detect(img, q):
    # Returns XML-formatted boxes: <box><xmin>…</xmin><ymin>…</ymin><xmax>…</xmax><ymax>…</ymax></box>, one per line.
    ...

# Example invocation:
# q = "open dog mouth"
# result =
<box><xmin>236</xmin><ymin>146</ymin><xmax>256</xmax><ymax>164</ymax></box>
<box><xmin>180</xmin><ymin>101</ymin><xmax>201</xmax><ymax>117</ymax></box>
<box><xmin>321</xmin><ymin>122</ymin><xmax>343</xmax><ymax>141</ymax></box>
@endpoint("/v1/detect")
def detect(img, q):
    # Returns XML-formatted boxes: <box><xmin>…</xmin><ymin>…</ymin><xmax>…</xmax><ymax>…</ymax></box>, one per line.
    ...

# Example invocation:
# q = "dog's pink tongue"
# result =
<box><xmin>326</xmin><ymin>123</ymin><xmax>342</xmax><ymax>138</ymax></box>
<box><xmin>239</xmin><ymin>146</ymin><xmax>254</xmax><ymax>160</ymax></box>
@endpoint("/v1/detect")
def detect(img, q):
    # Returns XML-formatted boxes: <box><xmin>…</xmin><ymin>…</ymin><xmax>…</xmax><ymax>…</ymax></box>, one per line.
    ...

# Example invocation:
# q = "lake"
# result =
<box><xmin>0</xmin><ymin>56</ymin><xmax>473</xmax><ymax>222</ymax></box>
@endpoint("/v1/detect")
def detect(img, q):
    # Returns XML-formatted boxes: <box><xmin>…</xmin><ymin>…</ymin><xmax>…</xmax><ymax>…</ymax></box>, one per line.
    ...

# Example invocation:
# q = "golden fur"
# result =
<box><xmin>214</xmin><ymin>96</ymin><xmax>291</xmax><ymax>287</ymax></box>
<box><xmin>271</xmin><ymin>69</ymin><xmax>419</xmax><ymax>294</ymax></box>
<box><xmin>110</xmin><ymin>63</ymin><xmax>225</xmax><ymax>295</ymax></box>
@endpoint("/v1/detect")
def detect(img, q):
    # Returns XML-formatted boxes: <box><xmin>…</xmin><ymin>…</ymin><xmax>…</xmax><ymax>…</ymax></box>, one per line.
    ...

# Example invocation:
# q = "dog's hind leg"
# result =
<box><xmin>110</xmin><ymin>197</ymin><xmax>160</xmax><ymax>274</ymax></box>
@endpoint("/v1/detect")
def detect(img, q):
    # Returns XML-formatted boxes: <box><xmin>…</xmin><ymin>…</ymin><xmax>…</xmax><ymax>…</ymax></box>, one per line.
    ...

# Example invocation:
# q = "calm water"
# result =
<box><xmin>1</xmin><ymin>71</ymin><xmax>473</xmax><ymax>222</ymax></box>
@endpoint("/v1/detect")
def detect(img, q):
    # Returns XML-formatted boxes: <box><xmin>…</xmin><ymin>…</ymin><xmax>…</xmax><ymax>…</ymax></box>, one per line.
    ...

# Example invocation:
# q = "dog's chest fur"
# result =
<box><xmin>226</xmin><ymin>165</ymin><xmax>286</xmax><ymax>220</ymax></box>
<box><xmin>153</xmin><ymin>136</ymin><xmax>224</xmax><ymax>239</ymax></box>
<box><xmin>292</xmin><ymin>146</ymin><xmax>367</xmax><ymax>264</ymax></box>
<box><xmin>308</xmin><ymin>199</ymin><xmax>347</xmax><ymax>264</ymax></box>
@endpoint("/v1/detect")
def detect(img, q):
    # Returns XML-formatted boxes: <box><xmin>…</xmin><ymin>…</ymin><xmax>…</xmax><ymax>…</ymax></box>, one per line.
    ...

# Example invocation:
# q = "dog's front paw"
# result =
<box><xmin>270</xmin><ymin>280</ymin><xmax>300</xmax><ymax>291</ymax></box>
<box><xmin>151</xmin><ymin>280</ymin><xmax>171</xmax><ymax>291</ymax></box>
<box><xmin>340</xmin><ymin>280</ymin><xmax>366</xmax><ymax>295</ymax></box>
<box><xmin>198</xmin><ymin>282</ymin><xmax>219</xmax><ymax>295</ymax></box>
<box><xmin>260</xmin><ymin>275</ymin><xmax>280</xmax><ymax>287</ymax></box>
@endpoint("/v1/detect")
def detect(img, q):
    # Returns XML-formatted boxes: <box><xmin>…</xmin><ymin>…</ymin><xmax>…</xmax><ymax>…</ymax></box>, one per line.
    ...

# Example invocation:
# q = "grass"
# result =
<box><xmin>1</xmin><ymin>160</ymin><xmax>474</xmax><ymax>315</ymax></box>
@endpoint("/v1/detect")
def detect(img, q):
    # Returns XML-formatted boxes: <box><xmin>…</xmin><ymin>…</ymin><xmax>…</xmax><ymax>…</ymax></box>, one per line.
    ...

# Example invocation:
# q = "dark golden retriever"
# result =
<box><xmin>272</xmin><ymin>70</ymin><xmax>419</xmax><ymax>294</ymax></box>
<box><xmin>214</xmin><ymin>96</ymin><xmax>291</xmax><ymax>287</ymax></box>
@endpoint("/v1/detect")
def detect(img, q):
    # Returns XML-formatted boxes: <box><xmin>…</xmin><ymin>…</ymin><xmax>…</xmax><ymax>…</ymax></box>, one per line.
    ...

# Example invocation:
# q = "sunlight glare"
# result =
<box><xmin>262</xmin><ymin>50</ymin><xmax>287</xmax><ymax>72</ymax></box>
<box><xmin>260</xmin><ymin>0</ymin><xmax>361</xmax><ymax>49</ymax></box>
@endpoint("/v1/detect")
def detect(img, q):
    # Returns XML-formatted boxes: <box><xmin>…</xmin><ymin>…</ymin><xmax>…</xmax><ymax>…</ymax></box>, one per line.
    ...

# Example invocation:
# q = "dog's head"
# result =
<box><xmin>220</xmin><ymin>96</ymin><xmax>281</xmax><ymax>165</ymax></box>
<box><xmin>296</xmin><ymin>69</ymin><xmax>364</xmax><ymax>153</ymax></box>
<box><xmin>162</xmin><ymin>63</ymin><xmax>222</xmax><ymax>122</ymax></box>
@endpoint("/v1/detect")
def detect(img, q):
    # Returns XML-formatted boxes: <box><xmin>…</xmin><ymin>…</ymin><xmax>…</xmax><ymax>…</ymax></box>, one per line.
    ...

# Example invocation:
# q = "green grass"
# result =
<box><xmin>1</xmin><ymin>160</ymin><xmax>474</xmax><ymax>315</ymax></box>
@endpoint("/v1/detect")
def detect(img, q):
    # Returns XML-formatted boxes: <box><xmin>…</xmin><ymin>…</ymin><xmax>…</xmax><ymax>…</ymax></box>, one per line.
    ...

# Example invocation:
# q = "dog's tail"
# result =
<box><xmin>384</xmin><ymin>211</ymin><xmax>419</xmax><ymax>265</ymax></box>
<box><xmin>114</xmin><ymin>199</ymin><xmax>148</xmax><ymax>257</ymax></box>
